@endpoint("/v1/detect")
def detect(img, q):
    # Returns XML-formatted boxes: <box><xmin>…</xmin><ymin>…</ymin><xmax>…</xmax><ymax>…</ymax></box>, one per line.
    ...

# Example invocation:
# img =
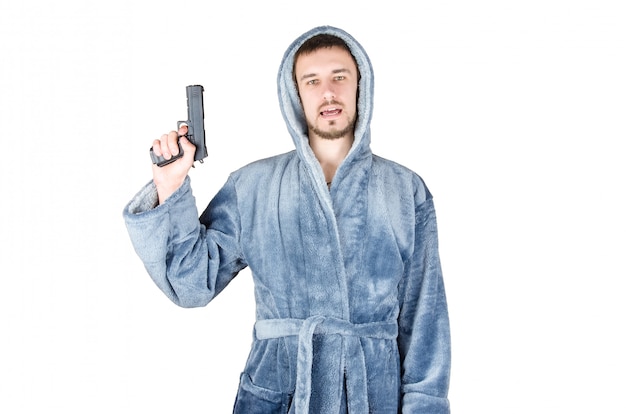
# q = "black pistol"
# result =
<box><xmin>150</xmin><ymin>85</ymin><xmax>207</xmax><ymax>167</ymax></box>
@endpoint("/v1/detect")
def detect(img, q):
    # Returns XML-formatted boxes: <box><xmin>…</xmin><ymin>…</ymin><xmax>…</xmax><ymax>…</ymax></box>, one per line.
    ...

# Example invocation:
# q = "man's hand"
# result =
<box><xmin>151</xmin><ymin>125</ymin><xmax>196</xmax><ymax>204</ymax></box>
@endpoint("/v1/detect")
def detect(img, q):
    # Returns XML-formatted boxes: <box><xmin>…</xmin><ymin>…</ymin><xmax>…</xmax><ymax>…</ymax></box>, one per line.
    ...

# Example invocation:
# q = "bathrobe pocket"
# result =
<box><xmin>233</xmin><ymin>372</ymin><xmax>293</xmax><ymax>414</ymax></box>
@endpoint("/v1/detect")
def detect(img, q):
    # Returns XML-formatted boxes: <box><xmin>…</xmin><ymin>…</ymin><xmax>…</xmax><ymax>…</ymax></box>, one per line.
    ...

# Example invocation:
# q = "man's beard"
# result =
<box><xmin>308</xmin><ymin>117</ymin><xmax>356</xmax><ymax>140</ymax></box>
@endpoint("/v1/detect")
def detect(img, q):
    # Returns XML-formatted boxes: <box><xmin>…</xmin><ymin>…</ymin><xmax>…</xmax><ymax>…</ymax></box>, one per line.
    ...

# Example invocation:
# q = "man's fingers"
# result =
<box><xmin>166</xmin><ymin>131</ymin><xmax>180</xmax><ymax>156</ymax></box>
<box><xmin>152</xmin><ymin>135</ymin><xmax>167</xmax><ymax>158</ymax></box>
<box><xmin>152</xmin><ymin>131</ymin><xmax>182</xmax><ymax>160</ymax></box>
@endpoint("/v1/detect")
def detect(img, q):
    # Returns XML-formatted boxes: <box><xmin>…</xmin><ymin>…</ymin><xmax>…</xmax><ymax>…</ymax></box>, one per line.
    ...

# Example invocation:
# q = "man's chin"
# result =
<box><xmin>310</xmin><ymin>123</ymin><xmax>355</xmax><ymax>140</ymax></box>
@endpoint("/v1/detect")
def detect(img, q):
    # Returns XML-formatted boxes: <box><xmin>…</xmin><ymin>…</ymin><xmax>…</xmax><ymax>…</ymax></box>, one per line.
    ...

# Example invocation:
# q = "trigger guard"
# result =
<box><xmin>177</xmin><ymin>121</ymin><xmax>190</xmax><ymax>133</ymax></box>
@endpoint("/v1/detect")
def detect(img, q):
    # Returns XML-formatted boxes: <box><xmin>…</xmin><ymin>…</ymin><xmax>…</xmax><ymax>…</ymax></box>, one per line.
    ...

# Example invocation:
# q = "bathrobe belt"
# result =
<box><xmin>255</xmin><ymin>316</ymin><xmax>398</xmax><ymax>413</ymax></box>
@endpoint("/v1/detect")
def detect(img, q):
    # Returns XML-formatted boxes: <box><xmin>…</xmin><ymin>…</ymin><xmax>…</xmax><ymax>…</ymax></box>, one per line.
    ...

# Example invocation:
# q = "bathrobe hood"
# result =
<box><xmin>277</xmin><ymin>25</ymin><xmax>374</xmax><ymax>186</ymax></box>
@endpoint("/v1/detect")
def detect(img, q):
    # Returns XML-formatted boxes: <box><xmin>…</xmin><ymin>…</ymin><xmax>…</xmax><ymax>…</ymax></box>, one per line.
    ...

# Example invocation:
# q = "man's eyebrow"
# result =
<box><xmin>332</xmin><ymin>68</ymin><xmax>352</xmax><ymax>75</ymax></box>
<box><xmin>299</xmin><ymin>68</ymin><xmax>352</xmax><ymax>82</ymax></box>
<box><xmin>300</xmin><ymin>72</ymin><xmax>318</xmax><ymax>82</ymax></box>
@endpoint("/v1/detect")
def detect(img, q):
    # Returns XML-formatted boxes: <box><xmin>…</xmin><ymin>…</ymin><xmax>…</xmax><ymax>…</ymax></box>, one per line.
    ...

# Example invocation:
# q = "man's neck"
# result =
<box><xmin>308</xmin><ymin>134</ymin><xmax>354</xmax><ymax>184</ymax></box>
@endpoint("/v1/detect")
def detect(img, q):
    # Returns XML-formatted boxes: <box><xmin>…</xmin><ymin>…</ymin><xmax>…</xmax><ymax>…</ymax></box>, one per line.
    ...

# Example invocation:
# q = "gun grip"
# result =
<box><xmin>150</xmin><ymin>141</ymin><xmax>184</xmax><ymax>167</ymax></box>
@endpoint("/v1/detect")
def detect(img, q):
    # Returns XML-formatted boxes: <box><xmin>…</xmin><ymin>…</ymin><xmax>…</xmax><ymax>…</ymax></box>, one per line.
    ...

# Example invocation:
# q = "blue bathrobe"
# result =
<box><xmin>124</xmin><ymin>26</ymin><xmax>450</xmax><ymax>413</ymax></box>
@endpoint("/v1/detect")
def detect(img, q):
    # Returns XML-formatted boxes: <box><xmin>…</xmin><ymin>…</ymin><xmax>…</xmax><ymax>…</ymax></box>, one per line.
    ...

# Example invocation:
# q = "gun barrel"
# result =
<box><xmin>186</xmin><ymin>85</ymin><xmax>207</xmax><ymax>162</ymax></box>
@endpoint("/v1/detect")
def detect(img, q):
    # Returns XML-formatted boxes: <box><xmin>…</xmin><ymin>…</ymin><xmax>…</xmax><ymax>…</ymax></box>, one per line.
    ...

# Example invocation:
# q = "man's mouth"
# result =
<box><xmin>320</xmin><ymin>107</ymin><xmax>342</xmax><ymax>117</ymax></box>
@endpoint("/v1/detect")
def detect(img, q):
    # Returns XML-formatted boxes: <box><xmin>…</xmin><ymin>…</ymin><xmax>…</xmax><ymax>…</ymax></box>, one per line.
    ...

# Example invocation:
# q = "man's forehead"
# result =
<box><xmin>295</xmin><ymin>47</ymin><xmax>357</xmax><ymax>74</ymax></box>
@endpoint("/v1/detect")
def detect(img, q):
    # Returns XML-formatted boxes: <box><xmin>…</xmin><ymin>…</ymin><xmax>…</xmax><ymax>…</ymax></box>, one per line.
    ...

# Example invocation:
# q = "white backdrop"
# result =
<box><xmin>1</xmin><ymin>1</ymin><xmax>625</xmax><ymax>412</ymax></box>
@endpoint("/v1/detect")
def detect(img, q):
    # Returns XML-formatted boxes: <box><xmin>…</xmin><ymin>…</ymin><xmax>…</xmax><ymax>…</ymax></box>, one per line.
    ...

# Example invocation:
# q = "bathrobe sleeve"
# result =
<box><xmin>397</xmin><ymin>195</ymin><xmax>451</xmax><ymax>413</ymax></box>
<box><xmin>123</xmin><ymin>176</ymin><xmax>246</xmax><ymax>308</ymax></box>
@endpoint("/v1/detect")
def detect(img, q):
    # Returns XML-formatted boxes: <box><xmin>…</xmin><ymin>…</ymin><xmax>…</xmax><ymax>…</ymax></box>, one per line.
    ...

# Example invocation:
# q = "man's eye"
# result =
<box><xmin>335</xmin><ymin>76</ymin><xmax>345</xmax><ymax>81</ymax></box>
<box><xmin>307</xmin><ymin>79</ymin><xmax>319</xmax><ymax>85</ymax></box>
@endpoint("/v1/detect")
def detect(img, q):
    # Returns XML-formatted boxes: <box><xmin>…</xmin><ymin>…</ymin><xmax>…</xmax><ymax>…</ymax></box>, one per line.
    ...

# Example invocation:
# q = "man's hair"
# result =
<box><xmin>292</xmin><ymin>34</ymin><xmax>360</xmax><ymax>85</ymax></box>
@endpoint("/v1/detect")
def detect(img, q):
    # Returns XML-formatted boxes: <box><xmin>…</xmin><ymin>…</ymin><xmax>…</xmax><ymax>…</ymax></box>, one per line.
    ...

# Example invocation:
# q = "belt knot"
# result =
<box><xmin>254</xmin><ymin>316</ymin><xmax>397</xmax><ymax>413</ymax></box>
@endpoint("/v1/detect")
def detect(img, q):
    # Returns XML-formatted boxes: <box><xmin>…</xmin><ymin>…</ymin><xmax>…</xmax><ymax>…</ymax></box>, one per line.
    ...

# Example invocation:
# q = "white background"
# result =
<box><xmin>1</xmin><ymin>1</ymin><xmax>624</xmax><ymax>412</ymax></box>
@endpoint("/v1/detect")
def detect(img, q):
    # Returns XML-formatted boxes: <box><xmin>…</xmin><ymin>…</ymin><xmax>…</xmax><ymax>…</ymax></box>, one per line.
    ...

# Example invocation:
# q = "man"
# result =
<box><xmin>124</xmin><ymin>26</ymin><xmax>451</xmax><ymax>413</ymax></box>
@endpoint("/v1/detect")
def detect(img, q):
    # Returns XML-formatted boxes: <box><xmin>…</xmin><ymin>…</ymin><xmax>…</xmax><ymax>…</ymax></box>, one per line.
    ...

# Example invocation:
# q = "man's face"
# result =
<box><xmin>294</xmin><ymin>46</ymin><xmax>358</xmax><ymax>141</ymax></box>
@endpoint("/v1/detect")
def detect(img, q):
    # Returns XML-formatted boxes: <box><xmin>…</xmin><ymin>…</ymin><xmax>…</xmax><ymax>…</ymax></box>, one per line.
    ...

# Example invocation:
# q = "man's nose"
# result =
<box><xmin>323</xmin><ymin>87</ymin><xmax>336</xmax><ymax>102</ymax></box>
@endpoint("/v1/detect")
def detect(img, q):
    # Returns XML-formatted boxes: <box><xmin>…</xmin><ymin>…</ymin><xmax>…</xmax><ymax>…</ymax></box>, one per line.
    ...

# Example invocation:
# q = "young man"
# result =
<box><xmin>124</xmin><ymin>26</ymin><xmax>451</xmax><ymax>413</ymax></box>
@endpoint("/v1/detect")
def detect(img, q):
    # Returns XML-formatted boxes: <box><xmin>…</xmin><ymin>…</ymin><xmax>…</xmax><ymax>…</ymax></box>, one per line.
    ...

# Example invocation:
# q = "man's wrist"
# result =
<box><xmin>155</xmin><ymin>178</ymin><xmax>185</xmax><ymax>204</ymax></box>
